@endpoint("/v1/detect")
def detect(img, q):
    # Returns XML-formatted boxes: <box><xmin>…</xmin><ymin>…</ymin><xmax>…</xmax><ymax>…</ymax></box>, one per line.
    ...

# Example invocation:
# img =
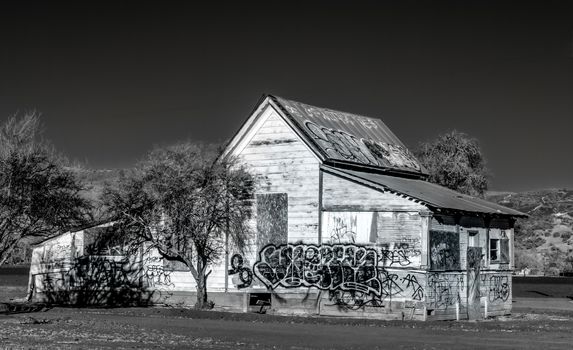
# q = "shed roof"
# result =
<box><xmin>322</xmin><ymin>165</ymin><xmax>527</xmax><ymax>218</ymax></box>
<box><xmin>270</xmin><ymin>95</ymin><xmax>427</xmax><ymax>177</ymax></box>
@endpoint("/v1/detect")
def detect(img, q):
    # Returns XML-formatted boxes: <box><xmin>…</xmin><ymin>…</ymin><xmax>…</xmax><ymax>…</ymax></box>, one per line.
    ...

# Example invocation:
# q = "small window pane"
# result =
<box><xmin>490</xmin><ymin>239</ymin><xmax>499</xmax><ymax>262</ymax></box>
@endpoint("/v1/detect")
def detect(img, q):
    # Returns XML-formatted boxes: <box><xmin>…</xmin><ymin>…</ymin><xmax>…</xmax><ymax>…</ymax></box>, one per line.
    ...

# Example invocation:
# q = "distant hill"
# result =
<box><xmin>487</xmin><ymin>189</ymin><xmax>573</xmax><ymax>275</ymax></box>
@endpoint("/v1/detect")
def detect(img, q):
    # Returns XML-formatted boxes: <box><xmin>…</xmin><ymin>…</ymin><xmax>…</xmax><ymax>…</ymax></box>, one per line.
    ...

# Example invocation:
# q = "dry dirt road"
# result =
<box><xmin>1</xmin><ymin>307</ymin><xmax>573</xmax><ymax>349</ymax></box>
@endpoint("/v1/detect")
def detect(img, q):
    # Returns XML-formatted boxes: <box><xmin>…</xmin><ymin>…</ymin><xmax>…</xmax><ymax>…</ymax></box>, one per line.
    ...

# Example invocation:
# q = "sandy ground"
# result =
<box><xmin>1</xmin><ymin>306</ymin><xmax>573</xmax><ymax>349</ymax></box>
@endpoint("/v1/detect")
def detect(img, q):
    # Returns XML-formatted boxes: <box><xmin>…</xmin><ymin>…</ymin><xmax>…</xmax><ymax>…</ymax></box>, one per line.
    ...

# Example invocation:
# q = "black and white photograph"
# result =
<box><xmin>1</xmin><ymin>1</ymin><xmax>572</xmax><ymax>349</ymax></box>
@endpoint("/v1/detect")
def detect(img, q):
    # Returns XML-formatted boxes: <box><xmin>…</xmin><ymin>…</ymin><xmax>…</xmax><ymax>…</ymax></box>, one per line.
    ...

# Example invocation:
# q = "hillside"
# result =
<box><xmin>487</xmin><ymin>189</ymin><xmax>573</xmax><ymax>275</ymax></box>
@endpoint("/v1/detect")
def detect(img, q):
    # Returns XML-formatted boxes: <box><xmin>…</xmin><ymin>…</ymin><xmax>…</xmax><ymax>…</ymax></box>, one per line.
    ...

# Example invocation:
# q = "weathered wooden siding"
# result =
<box><xmin>210</xmin><ymin>105</ymin><xmax>321</xmax><ymax>293</ymax></box>
<box><xmin>321</xmin><ymin>172</ymin><xmax>426</xmax><ymax>212</ymax></box>
<box><xmin>321</xmin><ymin>172</ymin><xmax>428</xmax><ymax>269</ymax></box>
<box><xmin>240</xmin><ymin>107</ymin><xmax>321</xmax><ymax>244</ymax></box>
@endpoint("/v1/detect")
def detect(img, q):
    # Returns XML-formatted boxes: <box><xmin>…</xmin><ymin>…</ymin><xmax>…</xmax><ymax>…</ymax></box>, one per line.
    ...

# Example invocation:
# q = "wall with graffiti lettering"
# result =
<box><xmin>320</xmin><ymin>211</ymin><xmax>423</xmax><ymax>267</ymax></box>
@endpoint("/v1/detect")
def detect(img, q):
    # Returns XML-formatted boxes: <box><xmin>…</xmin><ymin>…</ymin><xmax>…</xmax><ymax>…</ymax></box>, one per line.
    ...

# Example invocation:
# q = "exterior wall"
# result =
<box><xmin>221</xmin><ymin>105</ymin><xmax>321</xmax><ymax>292</ymax></box>
<box><xmin>239</xmin><ymin>106</ymin><xmax>321</xmax><ymax>245</ymax></box>
<box><xmin>245</xmin><ymin>172</ymin><xmax>432</xmax><ymax>319</ymax></box>
<box><xmin>426</xmin><ymin>215</ymin><xmax>514</xmax><ymax>320</ymax></box>
<box><xmin>29</xmin><ymin>231</ymin><xmax>83</xmax><ymax>296</ymax></box>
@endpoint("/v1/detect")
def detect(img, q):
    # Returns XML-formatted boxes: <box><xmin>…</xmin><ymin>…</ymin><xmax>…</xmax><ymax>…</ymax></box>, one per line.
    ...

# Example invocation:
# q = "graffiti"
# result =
<box><xmin>228</xmin><ymin>253</ymin><xmax>253</xmax><ymax>289</ymax></box>
<box><xmin>252</xmin><ymin>243</ymin><xmax>428</xmax><ymax>310</ymax></box>
<box><xmin>379</xmin><ymin>244</ymin><xmax>421</xmax><ymax>267</ymax></box>
<box><xmin>254</xmin><ymin>244</ymin><xmax>381</xmax><ymax>295</ymax></box>
<box><xmin>467</xmin><ymin>247</ymin><xmax>482</xmax><ymax>319</ymax></box>
<box><xmin>329</xmin><ymin>217</ymin><xmax>356</xmax><ymax>243</ymax></box>
<box><xmin>143</xmin><ymin>265</ymin><xmax>174</xmax><ymax>288</ymax></box>
<box><xmin>327</xmin><ymin>290</ymin><xmax>385</xmax><ymax>310</ymax></box>
<box><xmin>400</xmin><ymin>274</ymin><xmax>424</xmax><ymax>301</ymax></box>
<box><xmin>488</xmin><ymin>275</ymin><xmax>510</xmax><ymax>302</ymax></box>
<box><xmin>427</xmin><ymin>273</ymin><xmax>463</xmax><ymax>309</ymax></box>
<box><xmin>326</xmin><ymin>270</ymin><xmax>425</xmax><ymax>310</ymax></box>
<box><xmin>304</xmin><ymin>120</ymin><xmax>421</xmax><ymax>171</ymax></box>
<box><xmin>283</xmin><ymin>102</ymin><xmax>380</xmax><ymax>130</ymax></box>
<box><xmin>429</xmin><ymin>230</ymin><xmax>460</xmax><ymax>270</ymax></box>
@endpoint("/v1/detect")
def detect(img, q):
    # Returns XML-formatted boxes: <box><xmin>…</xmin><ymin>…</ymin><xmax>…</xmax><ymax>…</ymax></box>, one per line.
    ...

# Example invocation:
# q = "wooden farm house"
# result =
<box><xmin>28</xmin><ymin>95</ymin><xmax>526</xmax><ymax>320</ymax></box>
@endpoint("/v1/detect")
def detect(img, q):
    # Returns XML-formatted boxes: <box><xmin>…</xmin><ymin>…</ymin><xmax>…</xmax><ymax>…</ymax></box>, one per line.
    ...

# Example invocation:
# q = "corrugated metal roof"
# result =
<box><xmin>322</xmin><ymin>165</ymin><xmax>527</xmax><ymax>218</ymax></box>
<box><xmin>270</xmin><ymin>95</ymin><xmax>427</xmax><ymax>176</ymax></box>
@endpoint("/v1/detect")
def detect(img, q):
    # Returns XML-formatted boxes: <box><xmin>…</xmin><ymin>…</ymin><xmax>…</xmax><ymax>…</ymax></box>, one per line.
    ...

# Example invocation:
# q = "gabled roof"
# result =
<box><xmin>322</xmin><ymin>165</ymin><xmax>527</xmax><ymax>218</ymax></box>
<box><xmin>269</xmin><ymin>95</ymin><xmax>428</xmax><ymax>178</ymax></box>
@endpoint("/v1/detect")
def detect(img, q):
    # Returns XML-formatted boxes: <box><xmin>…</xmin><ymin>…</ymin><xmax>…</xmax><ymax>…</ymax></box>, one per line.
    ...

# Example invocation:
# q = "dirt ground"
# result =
<box><xmin>2</xmin><ymin>269</ymin><xmax>573</xmax><ymax>349</ymax></box>
<box><xmin>1</xmin><ymin>306</ymin><xmax>573</xmax><ymax>349</ymax></box>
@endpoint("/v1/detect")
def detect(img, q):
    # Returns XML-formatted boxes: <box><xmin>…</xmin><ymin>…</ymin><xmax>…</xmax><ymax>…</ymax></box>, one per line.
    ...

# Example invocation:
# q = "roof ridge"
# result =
<box><xmin>268</xmin><ymin>94</ymin><xmax>384</xmax><ymax>123</ymax></box>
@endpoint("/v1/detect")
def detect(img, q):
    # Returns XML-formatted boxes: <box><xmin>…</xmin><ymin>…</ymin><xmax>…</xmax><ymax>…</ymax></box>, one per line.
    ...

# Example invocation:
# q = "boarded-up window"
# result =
<box><xmin>429</xmin><ymin>230</ymin><xmax>460</xmax><ymax>270</ymax></box>
<box><xmin>256</xmin><ymin>193</ymin><xmax>288</xmax><ymax>248</ymax></box>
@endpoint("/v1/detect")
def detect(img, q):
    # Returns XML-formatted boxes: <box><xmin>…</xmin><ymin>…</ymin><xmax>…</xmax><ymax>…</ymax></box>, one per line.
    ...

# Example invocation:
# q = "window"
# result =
<box><xmin>490</xmin><ymin>239</ymin><xmax>500</xmax><ymax>262</ymax></box>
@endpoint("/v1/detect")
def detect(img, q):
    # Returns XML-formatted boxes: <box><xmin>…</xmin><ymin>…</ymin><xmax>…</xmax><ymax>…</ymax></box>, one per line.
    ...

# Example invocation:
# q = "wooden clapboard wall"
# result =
<box><xmin>193</xmin><ymin>104</ymin><xmax>322</xmax><ymax>292</ymax></box>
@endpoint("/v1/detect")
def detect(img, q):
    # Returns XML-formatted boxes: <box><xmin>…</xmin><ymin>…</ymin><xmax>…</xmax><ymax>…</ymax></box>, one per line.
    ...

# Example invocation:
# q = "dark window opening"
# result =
<box><xmin>490</xmin><ymin>239</ymin><xmax>499</xmax><ymax>262</ymax></box>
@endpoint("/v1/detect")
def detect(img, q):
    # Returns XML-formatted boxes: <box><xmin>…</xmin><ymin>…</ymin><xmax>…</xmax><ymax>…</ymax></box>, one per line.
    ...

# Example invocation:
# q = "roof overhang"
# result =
<box><xmin>321</xmin><ymin>165</ymin><xmax>528</xmax><ymax>219</ymax></box>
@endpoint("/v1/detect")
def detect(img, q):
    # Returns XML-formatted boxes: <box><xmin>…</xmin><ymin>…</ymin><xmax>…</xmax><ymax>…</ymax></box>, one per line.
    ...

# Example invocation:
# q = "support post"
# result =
<box><xmin>484</xmin><ymin>298</ymin><xmax>489</xmax><ymax>319</ymax></box>
<box><xmin>242</xmin><ymin>291</ymin><xmax>248</xmax><ymax>313</ymax></box>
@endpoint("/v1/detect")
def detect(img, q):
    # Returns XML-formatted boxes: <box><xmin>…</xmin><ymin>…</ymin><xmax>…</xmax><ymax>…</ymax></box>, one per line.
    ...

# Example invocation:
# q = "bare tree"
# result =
<box><xmin>415</xmin><ymin>130</ymin><xmax>489</xmax><ymax>198</ymax></box>
<box><xmin>103</xmin><ymin>142</ymin><xmax>254</xmax><ymax>309</ymax></box>
<box><xmin>0</xmin><ymin>113</ymin><xmax>90</xmax><ymax>266</ymax></box>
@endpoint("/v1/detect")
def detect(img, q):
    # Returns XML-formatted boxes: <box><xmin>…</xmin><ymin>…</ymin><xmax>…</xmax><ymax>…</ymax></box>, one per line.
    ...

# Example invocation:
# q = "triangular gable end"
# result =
<box><xmin>221</xmin><ymin>95</ymin><xmax>323</xmax><ymax>162</ymax></box>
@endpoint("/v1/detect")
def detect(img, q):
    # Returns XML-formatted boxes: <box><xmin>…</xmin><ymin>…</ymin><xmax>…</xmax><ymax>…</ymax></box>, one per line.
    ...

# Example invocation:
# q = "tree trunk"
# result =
<box><xmin>195</xmin><ymin>273</ymin><xmax>209</xmax><ymax>309</ymax></box>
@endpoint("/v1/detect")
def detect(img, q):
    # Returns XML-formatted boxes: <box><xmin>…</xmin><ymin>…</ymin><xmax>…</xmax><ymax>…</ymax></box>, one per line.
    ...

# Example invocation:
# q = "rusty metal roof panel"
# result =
<box><xmin>322</xmin><ymin>165</ymin><xmax>527</xmax><ymax>217</ymax></box>
<box><xmin>270</xmin><ymin>95</ymin><xmax>427</xmax><ymax>176</ymax></box>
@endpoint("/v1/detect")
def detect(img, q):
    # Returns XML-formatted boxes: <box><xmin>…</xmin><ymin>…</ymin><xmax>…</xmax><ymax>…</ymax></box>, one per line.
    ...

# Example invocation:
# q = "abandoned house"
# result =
<box><xmin>28</xmin><ymin>95</ymin><xmax>526</xmax><ymax>320</ymax></box>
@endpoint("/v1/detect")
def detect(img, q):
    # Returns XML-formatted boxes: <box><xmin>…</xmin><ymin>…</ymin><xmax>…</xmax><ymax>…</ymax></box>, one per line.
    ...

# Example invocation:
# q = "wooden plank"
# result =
<box><xmin>322</xmin><ymin>172</ymin><xmax>426</xmax><ymax>212</ymax></box>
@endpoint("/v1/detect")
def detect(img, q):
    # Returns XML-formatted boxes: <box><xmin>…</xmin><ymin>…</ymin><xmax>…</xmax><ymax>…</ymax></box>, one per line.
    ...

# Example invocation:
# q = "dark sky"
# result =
<box><xmin>1</xmin><ymin>1</ymin><xmax>572</xmax><ymax>192</ymax></box>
